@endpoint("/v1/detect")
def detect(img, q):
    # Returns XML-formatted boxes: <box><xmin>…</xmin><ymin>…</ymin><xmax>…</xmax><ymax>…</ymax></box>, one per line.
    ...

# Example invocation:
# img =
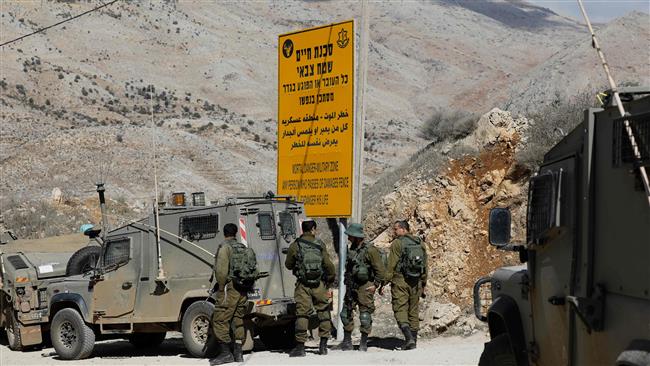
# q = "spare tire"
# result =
<box><xmin>66</xmin><ymin>246</ymin><xmax>101</xmax><ymax>276</ymax></box>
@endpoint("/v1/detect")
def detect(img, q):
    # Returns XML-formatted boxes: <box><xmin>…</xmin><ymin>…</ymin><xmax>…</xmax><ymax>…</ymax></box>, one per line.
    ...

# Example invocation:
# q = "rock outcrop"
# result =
<box><xmin>364</xmin><ymin>109</ymin><xmax>529</xmax><ymax>337</ymax></box>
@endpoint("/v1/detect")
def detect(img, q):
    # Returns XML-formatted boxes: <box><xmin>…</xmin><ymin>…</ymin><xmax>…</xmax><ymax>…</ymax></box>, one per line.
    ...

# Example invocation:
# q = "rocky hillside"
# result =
<box><xmin>364</xmin><ymin>108</ymin><xmax>530</xmax><ymax>337</ymax></box>
<box><xmin>1</xmin><ymin>0</ymin><xmax>647</xmax><ymax>339</ymax></box>
<box><xmin>504</xmin><ymin>11</ymin><xmax>650</xmax><ymax>114</ymax></box>
<box><xmin>4</xmin><ymin>0</ymin><xmax>644</xmax><ymax>208</ymax></box>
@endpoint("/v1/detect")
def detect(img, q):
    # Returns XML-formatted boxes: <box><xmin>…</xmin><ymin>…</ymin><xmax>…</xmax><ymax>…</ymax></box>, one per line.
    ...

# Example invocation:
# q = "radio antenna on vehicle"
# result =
<box><xmin>577</xmin><ymin>0</ymin><xmax>650</xmax><ymax>206</ymax></box>
<box><xmin>149</xmin><ymin>84</ymin><xmax>167</xmax><ymax>285</ymax></box>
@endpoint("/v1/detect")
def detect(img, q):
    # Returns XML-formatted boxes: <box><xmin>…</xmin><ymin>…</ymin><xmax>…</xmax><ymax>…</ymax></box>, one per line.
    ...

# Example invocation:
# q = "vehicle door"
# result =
<box><xmin>527</xmin><ymin>156</ymin><xmax>576</xmax><ymax>366</ymax></box>
<box><xmin>238</xmin><ymin>202</ymin><xmax>297</xmax><ymax>301</ymax></box>
<box><xmin>93</xmin><ymin>234</ymin><xmax>141</xmax><ymax>321</ymax></box>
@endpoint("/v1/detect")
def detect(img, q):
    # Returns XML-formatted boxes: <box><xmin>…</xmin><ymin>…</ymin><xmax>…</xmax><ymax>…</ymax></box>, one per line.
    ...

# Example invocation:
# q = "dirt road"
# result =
<box><xmin>1</xmin><ymin>332</ymin><xmax>486</xmax><ymax>366</ymax></box>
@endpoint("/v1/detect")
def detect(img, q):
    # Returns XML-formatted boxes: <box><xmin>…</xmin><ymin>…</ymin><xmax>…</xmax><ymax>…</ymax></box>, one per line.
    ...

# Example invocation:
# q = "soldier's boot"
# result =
<box><xmin>233</xmin><ymin>342</ymin><xmax>243</xmax><ymax>362</ymax></box>
<box><xmin>319</xmin><ymin>337</ymin><xmax>328</xmax><ymax>355</ymax></box>
<box><xmin>412</xmin><ymin>330</ymin><xmax>418</xmax><ymax>349</ymax></box>
<box><xmin>288</xmin><ymin>342</ymin><xmax>306</xmax><ymax>357</ymax></box>
<box><xmin>400</xmin><ymin>324</ymin><xmax>416</xmax><ymax>350</ymax></box>
<box><xmin>339</xmin><ymin>331</ymin><xmax>353</xmax><ymax>351</ymax></box>
<box><xmin>359</xmin><ymin>332</ymin><xmax>368</xmax><ymax>352</ymax></box>
<box><xmin>209</xmin><ymin>342</ymin><xmax>235</xmax><ymax>365</ymax></box>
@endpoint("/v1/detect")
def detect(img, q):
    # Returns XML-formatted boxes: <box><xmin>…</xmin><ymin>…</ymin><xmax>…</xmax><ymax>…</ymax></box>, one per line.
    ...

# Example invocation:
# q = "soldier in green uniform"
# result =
<box><xmin>339</xmin><ymin>223</ymin><xmax>387</xmax><ymax>352</ymax></box>
<box><xmin>285</xmin><ymin>220</ymin><xmax>336</xmax><ymax>357</ymax></box>
<box><xmin>209</xmin><ymin>223</ymin><xmax>259</xmax><ymax>365</ymax></box>
<box><xmin>386</xmin><ymin>220</ymin><xmax>427</xmax><ymax>350</ymax></box>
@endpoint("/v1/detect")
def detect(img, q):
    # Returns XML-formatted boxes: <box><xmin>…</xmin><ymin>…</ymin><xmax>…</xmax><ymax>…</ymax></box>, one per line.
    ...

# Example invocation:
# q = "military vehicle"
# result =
<box><xmin>1</xmin><ymin>188</ymin><xmax>309</xmax><ymax>360</ymax></box>
<box><xmin>0</xmin><ymin>232</ymin><xmax>99</xmax><ymax>350</ymax></box>
<box><xmin>473</xmin><ymin>87</ymin><xmax>650</xmax><ymax>366</ymax></box>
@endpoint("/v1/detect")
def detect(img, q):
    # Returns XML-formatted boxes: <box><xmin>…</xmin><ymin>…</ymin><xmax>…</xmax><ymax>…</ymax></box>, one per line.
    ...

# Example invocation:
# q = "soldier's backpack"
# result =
<box><xmin>295</xmin><ymin>238</ymin><xmax>324</xmax><ymax>286</ymax></box>
<box><xmin>350</xmin><ymin>246</ymin><xmax>370</xmax><ymax>283</ymax></box>
<box><xmin>399</xmin><ymin>236</ymin><xmax>425</xmax><ymax>279</ymax></box>
<box><xmin>228</xmin><ymin>242</ymin><xmax>259</xmax><ymax>289</ymax></box>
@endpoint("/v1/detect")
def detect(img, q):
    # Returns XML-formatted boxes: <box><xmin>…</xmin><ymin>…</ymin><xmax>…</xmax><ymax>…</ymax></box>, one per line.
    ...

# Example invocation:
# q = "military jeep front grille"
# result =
<box><xmin>7</xmin><ymin>255</ymin><xmax>28</xmax><ymax>269</ymax></box>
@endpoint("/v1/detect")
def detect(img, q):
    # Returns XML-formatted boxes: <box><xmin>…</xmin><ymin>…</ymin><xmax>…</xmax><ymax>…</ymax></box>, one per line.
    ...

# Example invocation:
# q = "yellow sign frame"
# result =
<box><xmin>277</xmin><ymin>20</ymin><xmax>355</xmax><ymax>217</ymax></box>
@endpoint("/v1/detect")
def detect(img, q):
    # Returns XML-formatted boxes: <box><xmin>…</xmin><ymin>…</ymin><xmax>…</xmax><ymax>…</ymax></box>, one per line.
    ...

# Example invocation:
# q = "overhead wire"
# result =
<box><xmin>0</xmin><ymin>0</ymin><xmax>121</xmax><ymax>48</ymax></box>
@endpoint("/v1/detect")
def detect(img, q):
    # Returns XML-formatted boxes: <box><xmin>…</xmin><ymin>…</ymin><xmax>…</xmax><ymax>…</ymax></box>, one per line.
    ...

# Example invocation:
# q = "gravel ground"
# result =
<box><xmin>0</xmin><ymin>331</ymin><xmax>487</xmax><ymax>366</ymax></box>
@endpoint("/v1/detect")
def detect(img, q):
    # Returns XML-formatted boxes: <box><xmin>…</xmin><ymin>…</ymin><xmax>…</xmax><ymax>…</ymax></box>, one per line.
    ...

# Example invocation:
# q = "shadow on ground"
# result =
<box><xmin>368</xmin><ymin>336</ymin><xmax>402</xmax><ymax>351</ymax></box>
<box><xmin>48</xmin><ymin>338</ymin><xmax>189</xmax><ymax>360</ymax></box>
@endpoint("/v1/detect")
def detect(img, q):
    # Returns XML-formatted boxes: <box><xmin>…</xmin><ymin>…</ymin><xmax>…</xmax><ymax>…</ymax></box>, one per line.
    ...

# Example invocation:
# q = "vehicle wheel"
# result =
<box><xmin>128</xmin><ymin>332</ymin><xmax>166</xmax><ymax>348</ymax></box>
<box><xmin>6</xmin><ymin>310</ymin><xmax>23</xmax><ymax>351</ymax></box>
<box><xmin>616</xmin><ymin>340</ymin><xmax>650</xmax><ymax>366</ymax></box>
<box><xmin>478</xmin><ymin>334</ymin><xmax>517</xmax><ymax>366</ymax></box>
<box><xmin>182</xmin><ymin>301</ymin><xmax>217</xmax><ymax>357</ymax></box>
<box><xmin>66</xmin><ymin>246</ymin><xmax>102</xmax><ymax>276</ymax></box>
<box><xmin>51</xmin><ymin>308</ymin><xmax>95</xmax><ymax>360</ymax></box>
<box><xmin>258</xmin><ymin>324</ymin><xmax>296</xmax><ymax>350</ymax></box>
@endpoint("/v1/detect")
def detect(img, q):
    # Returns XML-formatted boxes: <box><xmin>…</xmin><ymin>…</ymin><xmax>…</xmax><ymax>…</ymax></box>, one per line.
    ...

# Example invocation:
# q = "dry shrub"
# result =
<box><xmin>517</xmin><ymin>89</ymin><xmax>600</xmax><ymax>168</ymax></box>
<box><xmin>419</xmin><ymin>109</ymin><xmax>479</xmax><ymax>143</ymax></box>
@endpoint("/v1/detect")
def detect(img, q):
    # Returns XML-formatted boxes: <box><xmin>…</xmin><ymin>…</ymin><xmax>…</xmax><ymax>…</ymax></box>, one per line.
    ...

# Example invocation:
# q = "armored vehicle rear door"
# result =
<box><xmin>238</xmin><ymin>201</ymin><xmax>300</xmax><ymax>301</ymax></box>
<box><xmin>527</xmin><ymin>156</ymin><xmax>577</xmax><ymax>365</ymax></box>
<box><xmin>93</xmin><ymin>234</ymin><xmax>141</xmax><ymax>322</ymax></box>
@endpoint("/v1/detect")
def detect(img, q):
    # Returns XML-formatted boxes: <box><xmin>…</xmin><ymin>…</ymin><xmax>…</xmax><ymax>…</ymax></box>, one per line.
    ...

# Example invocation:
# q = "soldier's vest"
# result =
<box><xmin>228</xmin><ymin>241</ymin><xmax>259</xmax><ymax>289</ymax></box>
<box><xmin>295</xmin><ymin>238</ymin><xmax>324</xmax><ymax>286</ymax></box>
<box><xmin>398</xmin><ymin>235</ymin><xmax>425</xmax><ymax>279</ymax></box>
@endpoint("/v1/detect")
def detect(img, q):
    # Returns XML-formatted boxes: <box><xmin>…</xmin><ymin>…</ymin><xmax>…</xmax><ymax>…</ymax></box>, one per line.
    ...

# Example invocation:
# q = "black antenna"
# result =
<box><xmin>96</xmin><ymin>183</ymin><xmax>109</xmax><ymax>242</ymax></box>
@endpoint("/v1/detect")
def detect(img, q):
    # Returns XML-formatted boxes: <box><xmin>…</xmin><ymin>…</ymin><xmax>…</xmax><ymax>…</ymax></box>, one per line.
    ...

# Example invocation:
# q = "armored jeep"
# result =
<box><xmin>3</xmin><ymin>191</ymin><xmax>308</xmax><ymax>359</ymax></box>
<box><xmin>0</xmin><ymin>232</ymin><xmax>98</xmax><ymax>350</ymax></box>
<box><xmin>474</xmin><ymin>88</ymin><xmax>650</xmax><ymax>365</ymax></box>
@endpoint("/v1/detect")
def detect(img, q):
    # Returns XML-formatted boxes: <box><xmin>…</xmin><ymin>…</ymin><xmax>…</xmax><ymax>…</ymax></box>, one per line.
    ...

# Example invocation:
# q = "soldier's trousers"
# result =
<box><xmin>294</xmin><ymin>281</ymin><xmax>332</xmax><ymax>343</ymax></box>
<box><xmin>341</xmin><ymin>281</ymin><xmax>376</xmax><ymax>334</ymax></box>
<box><xmin>212</xmin><ymin>283</ymin><xmax>248</xmax><ymax>343</ymax></box>
<box><xmin>391</xmin><ymin>275</ymin><xmax>423</xmax><ymax>331</ymax></box>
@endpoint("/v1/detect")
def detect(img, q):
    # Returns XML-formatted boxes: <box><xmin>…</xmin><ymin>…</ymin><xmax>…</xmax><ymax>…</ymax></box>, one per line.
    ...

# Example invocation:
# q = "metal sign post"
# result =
<box><xmin>352</xmin><ymin>0</ymin><xmax>369</xmax><ymax>223</ymax></box>
<box><xmin>336</xmin><ymin>221</ymin><xmax>347</xmax><ymax>341</ymax></box>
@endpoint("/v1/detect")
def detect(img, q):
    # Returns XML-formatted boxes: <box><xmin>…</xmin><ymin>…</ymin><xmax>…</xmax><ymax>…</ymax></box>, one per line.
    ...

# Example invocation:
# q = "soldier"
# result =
<box><xmin>285</xmin><ymin>220</ymin><xmax>336</xmax><ymax>357</ymax></box>
<box><xmin>339</xmin><ymin>223</ymin><xmax>386</xmax><ymax>352</ymax></box>
<box><xmin>209</xmin><ymin>223</ymin><xmax>259</xmax><ymax>365</ymax></box>
<box><xmin>386</xmin><ymin>220</ymin><xmax>427</xmax><ymax>350</ymax></box>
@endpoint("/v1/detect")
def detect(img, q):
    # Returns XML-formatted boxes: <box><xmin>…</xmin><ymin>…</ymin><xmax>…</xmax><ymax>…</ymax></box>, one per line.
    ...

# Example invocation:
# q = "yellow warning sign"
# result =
<box><xmin>277</xmin><ymin>20</ymin><xmax>354</xmax><ymax>217</ymax></box>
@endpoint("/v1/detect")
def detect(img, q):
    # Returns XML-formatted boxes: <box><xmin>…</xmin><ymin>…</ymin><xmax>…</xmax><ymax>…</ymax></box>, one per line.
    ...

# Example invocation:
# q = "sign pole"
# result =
<box><xmin>336</xmin><ymin>221</ymin><xmax>347</xmax><ymax>341</ymax></box>
<box><xmin>336</xmin><ymin>0</ymin><xmax>369</xmax><ymax>342</ymax></box>
<box><xmin>352</xmin><ymin>0</ymin><xmax>369</xmax><ymax>223</ymax></box>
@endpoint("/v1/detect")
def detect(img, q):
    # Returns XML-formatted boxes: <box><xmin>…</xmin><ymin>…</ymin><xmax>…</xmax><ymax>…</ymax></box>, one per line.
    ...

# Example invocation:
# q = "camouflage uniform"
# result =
<box><xmin>284</xmin><ymin>233</ymin><xmax>336</xmax><ymax>344</ymax></box>
<box><xmin>386</xmin><ymin>234</ymin><xmax>428</xmax><ymax>333</ymax></box>
<box><xmin>211</xmin><ymin>238</ymin><xmax>249</xmax><ymax>344</ymax></box>
<box><xmin>341</xmin><ymin>242</ymin><xmax>386</xmax><ymax>335</ymax></box>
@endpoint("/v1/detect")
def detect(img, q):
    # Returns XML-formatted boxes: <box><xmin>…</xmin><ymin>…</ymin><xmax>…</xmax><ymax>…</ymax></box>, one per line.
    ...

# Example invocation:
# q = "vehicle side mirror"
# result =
<box><xmin>489</xmin><ymin>208</ymin><xmax>511</xmax><ymax>246</ymax></box>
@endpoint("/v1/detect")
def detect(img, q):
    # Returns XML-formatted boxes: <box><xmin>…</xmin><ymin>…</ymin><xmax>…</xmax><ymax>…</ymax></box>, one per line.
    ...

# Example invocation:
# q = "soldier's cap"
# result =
<box><xmin>344</xmin><ymin>223</ymin><xmax>365</xmax><ymax>238</ymax></box>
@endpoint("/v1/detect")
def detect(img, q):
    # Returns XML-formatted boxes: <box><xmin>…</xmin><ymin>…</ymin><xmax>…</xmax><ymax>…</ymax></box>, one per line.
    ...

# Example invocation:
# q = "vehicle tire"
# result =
<box><xmin>51</xmin><ymin>308</ymin><xmax>95</xmax><ymax>360</ymax></box>
<box><xmin>616</xmin><ymin>340</ymin><xmax>650</xmax><ymax>366</ymax></box>
<box><xmin>66</xmin><ymin>246</ymin><xmax>101</xmax><ymax>276</ymax></box>
<box><xmin>128</xmin><ymin>332</ymin><xmax>166</xmax><ymax>348</ymax></box>
<box><xmin>258</xmin><ymin>324</ymin><xmax>296</xmax><ymax>350</ymax></box>
<box><xmin>6</xmin><ymin>310</ymin><xmax>23</xmax><ymax>351</ymax></box>
<box><xmin>182</xmin><ymin>301</ymin><xmax>217</xmax><ymax>358</ymax></box>
<box><xmin>478</xmin><ymin>333</ymin><xmax>517</xmax><ymax>366</ymax></box>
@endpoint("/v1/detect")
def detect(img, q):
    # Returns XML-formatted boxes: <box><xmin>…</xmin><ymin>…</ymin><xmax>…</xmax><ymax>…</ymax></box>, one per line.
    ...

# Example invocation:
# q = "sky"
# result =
<box><xmin>528</xmin><ymin>0</ymin><xmax>650</xmax><ymax>23</ymax></box>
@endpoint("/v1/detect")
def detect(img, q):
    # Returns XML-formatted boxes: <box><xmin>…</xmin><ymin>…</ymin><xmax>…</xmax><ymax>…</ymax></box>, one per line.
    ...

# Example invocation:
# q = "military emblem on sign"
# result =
<box><xmin>337</xmin><ymin>28</ymin><xmax>349</xmax><ymax>49</ymax></box>
<box><xmin>282</xmin><ymin>39</ymin><xmax>294</xmax><ymax>58</ymax></box>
